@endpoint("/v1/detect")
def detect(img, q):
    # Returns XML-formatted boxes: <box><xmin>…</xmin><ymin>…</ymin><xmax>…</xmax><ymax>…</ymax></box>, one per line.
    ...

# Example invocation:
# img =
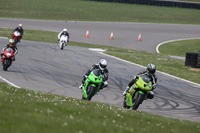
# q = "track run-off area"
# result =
<box><xmin>0</xmin><ymin>18</ymin><xmax>200</xmax><ymax>122</ymax></box>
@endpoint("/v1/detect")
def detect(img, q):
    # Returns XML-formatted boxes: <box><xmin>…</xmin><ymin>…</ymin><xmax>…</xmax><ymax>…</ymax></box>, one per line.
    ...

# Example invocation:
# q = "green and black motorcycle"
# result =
<box><xmin>82</xmin><ymin>69</ymin><xmax>103</xmax><ymax>101</ymax></box>
<box><xmin>123</xmin><ymin>75</ymin><xmax>153</xmax><ymax>110</ymax></box>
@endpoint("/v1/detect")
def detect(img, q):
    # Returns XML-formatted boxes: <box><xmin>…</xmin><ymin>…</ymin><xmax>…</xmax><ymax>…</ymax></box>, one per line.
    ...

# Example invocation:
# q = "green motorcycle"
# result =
<box><xmin>82</xmin><ymin>69</ymin><xmax>103</xmax><ymax>101</ymax></box>
<box><xmin>123</xmin><ymin>75</ymin><xmax>153</xmax><ymax>110</ymax></box>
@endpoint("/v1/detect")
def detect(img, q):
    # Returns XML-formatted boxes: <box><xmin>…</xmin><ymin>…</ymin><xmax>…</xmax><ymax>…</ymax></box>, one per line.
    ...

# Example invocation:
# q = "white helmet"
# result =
<box><xmin>19</xmin><ymin>23</ymin><xmax>22</xmax><ymax>27</ymax></box>
<box><xmin>63</xmin><ymin>28</ymin><xmax>67</xmax><ymax>32</ymax></box>
<box><xmin>99</xmin><ymin>59</ymin><xmax>107</xmax><ymax>71</ymax></box>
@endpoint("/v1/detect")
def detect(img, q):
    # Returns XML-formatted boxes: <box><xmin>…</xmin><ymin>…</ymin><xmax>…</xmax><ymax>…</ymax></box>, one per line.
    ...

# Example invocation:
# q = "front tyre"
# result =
<box><xmin>3</xmin><ymin>59</ymin><xmax>11</xmax><ymax>71</ymax></box>
<box><xmin>87</xmin><ymin>86</ymin><xmax>97</xmax><ymax>101</ymax></box>
<box><xmin>61</xmin><ymin>44</ymin><xmax>64</xmax><ymax>50</ymax></box>
<box><xmin>132</xmin><ymin>93</ymin><xmax>144</xmax><ymax>110</ymax></box>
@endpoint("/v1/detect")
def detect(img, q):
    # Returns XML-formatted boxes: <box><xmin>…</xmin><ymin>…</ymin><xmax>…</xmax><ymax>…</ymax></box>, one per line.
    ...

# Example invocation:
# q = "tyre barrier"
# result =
<box><xmin>89</xmin><ymin>0</ymin><xmax>200</xmax><ymax>9</ymax></box>
<box><xmin>185</xmin><ymin>52</ymin><xmax>200</xmax><ymax>68</ymax></box>
<box><xmin>198</xmin><ymin>52</ymin><xmax>200</xmax><ymax>67</ymax></box>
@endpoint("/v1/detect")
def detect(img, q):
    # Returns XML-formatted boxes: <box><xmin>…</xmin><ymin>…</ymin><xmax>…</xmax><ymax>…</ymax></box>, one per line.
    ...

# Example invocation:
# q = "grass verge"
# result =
<box><xmin>0</xmin><ymin>0</ymin><xmax>200</xmax><ymax>24</ymax></box>
<box><xmin>0</xmin><ymin>28</ymin><xmax>199</xmax><ymax>84</ymax></box>
<box><xmin>0</xmin><ymin>82</ymin><xmax>200</xmax><ymax>133</ymax></box>
<box><xmin>159</xmin><ymin>39</ymin><xmax>200</xmax><ymax>57</ymax></box>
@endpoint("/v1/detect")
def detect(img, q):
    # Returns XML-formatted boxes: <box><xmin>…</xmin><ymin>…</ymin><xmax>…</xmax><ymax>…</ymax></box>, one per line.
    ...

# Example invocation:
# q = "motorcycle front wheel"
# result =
<box><xmin>87</xmin><ymin>86</ymin><xmax>97</xmax><ymax>101</ymax></box>
<box><xmin>3</xmin><ymin>59</ymin><xmax>11</xmax><ymax>71</ymax></box>
<box><xmin>132</xmin><ymin>92</ymin><xmax>144</xmax><ymax>110</ymax></box>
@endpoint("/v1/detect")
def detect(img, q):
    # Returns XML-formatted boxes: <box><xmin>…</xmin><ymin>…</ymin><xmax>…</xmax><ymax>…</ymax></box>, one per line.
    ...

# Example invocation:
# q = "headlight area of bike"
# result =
<box><xmin>134</xmin><ymin>76</ymin><xmax>152</xmax><ymax>91</ymax></box>
<box><xmin>6</xmin><ymin>53</ymin><xmax>11</xmax><ymax>57</ymax></box>
<box><xmin>88</xmin><ymin>73</ymin><xmax>103</xmax><ymax>84</ymax></box>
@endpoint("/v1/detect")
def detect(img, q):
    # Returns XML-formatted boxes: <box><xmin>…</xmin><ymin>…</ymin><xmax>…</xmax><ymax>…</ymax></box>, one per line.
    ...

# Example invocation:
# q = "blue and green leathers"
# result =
<box><xmin>82</xmin><ymin>69</ymin><xmax>103</xmax><ymax>101</ymax></box>
<box><xmin>123</xmin><ymin>75</ymin><xmax>152</xmax><ymax>110</ymax></box>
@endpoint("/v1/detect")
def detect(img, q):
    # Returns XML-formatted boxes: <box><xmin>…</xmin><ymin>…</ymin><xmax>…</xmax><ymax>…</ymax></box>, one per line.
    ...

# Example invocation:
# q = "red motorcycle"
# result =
<box><xmin>1</xmin><ymin>47</ymin><xmax>15</xmax><ymax>71</ymax></box>
<box><xmin>12</xmin><ymin>31</ymin><xmax>21</xmax><ymax>44</ymax></box>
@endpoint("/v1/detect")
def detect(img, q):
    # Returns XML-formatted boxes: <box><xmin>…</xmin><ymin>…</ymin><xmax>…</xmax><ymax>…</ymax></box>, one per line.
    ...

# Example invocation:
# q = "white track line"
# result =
<box><xmin>156</xmin><ymin>37</ymin><xmax>200</xmax><ymax>53</ymax></box>
<box><xmin>98</xmin><ymin>52</ymin><xmax>200</xmax><ymax>87</ymax></box>
<box><xmin>0</xmin><ymin>76</ymin><xmax>20</xmax><ymax>88</ymax></box>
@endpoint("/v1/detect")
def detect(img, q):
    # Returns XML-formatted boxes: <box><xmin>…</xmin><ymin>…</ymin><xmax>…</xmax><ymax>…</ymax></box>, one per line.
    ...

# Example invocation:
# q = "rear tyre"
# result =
<box><xmin>123</xmin><ymin>99</ymin><xmax>130</xmax><ymax>109</ymax></box>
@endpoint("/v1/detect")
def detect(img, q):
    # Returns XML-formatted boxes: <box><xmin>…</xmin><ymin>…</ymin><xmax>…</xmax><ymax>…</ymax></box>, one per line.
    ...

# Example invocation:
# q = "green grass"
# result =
<box><xmin>0</xmin><ymin>0</ymin><xmax>200</xmax><ymax>24</ymax></box>
<box><xmin>0</xmin><ymin>82</ymin><xmax>199</xmax><ymax>133</ymax></box>
<box><xmin>159</xmin><ymin>39</ymin><xmax>200</xmax><ymax>57</ymax></box>
<box><xmin>1</xmin><ymin>28</ymin><xmax>200</xmax><ymax>84</ymax></box>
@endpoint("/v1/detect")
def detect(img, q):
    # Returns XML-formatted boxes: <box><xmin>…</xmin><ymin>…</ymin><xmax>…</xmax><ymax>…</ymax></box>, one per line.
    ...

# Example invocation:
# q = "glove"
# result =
<box><xmin>152</xmin><ymin>84</ymin><xmax>157</xmax><ymax>90</ymax></box>
<box><xmin>103</xmin><ymin>81</ymin><xmax>108</xmax><ymax>88</ymax></box>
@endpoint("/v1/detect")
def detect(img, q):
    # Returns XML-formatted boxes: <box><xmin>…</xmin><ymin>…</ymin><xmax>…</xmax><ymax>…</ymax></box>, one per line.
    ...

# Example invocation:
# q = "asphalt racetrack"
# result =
<box><xmin>0</xmin><ymin>18</ymin><xmax>200</xmax><ymax>122</ymax></box>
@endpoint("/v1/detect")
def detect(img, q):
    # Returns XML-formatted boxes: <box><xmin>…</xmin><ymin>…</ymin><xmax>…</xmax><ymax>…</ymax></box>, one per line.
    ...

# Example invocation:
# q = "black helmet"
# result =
<box><xmin>146</xmin><ymin>64</ymin><xmax>156</xmax><ymax>74</ymax></box>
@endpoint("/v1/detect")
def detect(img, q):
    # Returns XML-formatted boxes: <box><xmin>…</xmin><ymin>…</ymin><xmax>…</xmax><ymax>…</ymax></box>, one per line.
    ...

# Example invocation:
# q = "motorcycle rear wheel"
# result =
<box><xmin>123</xmin><ymin>99</ymin><xmax>130</xmax><ymax>109</ymax></box>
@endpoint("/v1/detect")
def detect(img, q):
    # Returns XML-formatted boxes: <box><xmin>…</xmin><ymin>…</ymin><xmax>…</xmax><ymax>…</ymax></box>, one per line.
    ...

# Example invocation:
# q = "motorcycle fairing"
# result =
<box><xmin>82</xmin><ymin>70</ymin><xmax>103</xmax><ymax>99</ymax></box>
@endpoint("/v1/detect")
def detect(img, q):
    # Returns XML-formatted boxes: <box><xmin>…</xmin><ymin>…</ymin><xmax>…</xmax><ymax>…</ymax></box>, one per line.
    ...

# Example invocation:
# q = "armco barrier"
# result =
<box><xmin>88</xmin><ymin>0</ymin><xmax>200</xmax><ymax>9</ymax></box>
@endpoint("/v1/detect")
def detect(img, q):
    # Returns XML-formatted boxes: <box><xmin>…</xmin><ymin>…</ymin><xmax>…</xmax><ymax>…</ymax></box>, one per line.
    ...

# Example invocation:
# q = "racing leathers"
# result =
<box><xmin>58</xmin><ymin>31</ymin><xmax>70</xmax><ymax>42</ymax></box>
<box><xmin>1</xmin><ymin>44</ymin><xmax>18</xmax><ymax>61</ymax></box>
<box><xmin>13</xmin><ymin>27</ymin><xmax>24</xmax><ymax>39</ymax></box>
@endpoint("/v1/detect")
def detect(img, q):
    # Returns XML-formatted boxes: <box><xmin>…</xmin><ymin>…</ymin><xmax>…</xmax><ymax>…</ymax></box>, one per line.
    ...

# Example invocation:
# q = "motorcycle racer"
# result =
<box><xmin>13</xmin><ymin>23</ymin><xmax>23</xmax><ymax>40</ymax></box>
<box><xmin>58</xmin><ymin>28</ymin><xmax>70</xmax><ymax>42</ymax></box>
<box><xmin>1</xmin><ymin>39</ymin><xmax>18</xmax><ymax>61</ymax></box>
<box><xmin>123</xmin><ymin>64</ymin><xmax>157</xmax><ymax>99</ymax></box>
<box><xmin>79</xmin><ymin>59</ymin><xmax>109</xmax><ymax>90</ymax></box>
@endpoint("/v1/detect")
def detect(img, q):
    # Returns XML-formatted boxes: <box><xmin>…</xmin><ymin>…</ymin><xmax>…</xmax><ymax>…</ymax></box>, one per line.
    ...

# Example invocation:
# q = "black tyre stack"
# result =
<box><xmin>185</xmin><ymin>52</ymin><xmax>200</xmax><ymax>68</ymax></box>
<box><xmin>198</xmin><ymin>52</ymin><xmax>200</xmax><ymax>67</ymax></box>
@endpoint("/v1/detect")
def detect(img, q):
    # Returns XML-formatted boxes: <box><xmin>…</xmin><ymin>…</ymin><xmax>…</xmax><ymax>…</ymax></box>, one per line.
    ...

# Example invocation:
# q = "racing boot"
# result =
<box><xmin>123</xmin><ymin>86</ymin><xmax>130</xmax><ymax>96</ymax></box>
<box><xmin>79</xmin><ymin>84</ymin><xmax>83</xmax><ymax>89</ymax></box>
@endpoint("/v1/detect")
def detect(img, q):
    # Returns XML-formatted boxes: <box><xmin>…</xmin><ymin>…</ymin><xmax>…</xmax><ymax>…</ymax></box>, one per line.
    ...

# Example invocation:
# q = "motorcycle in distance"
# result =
<box><xmin>82</xmin><ymin>69</ymin><xmax>103</xmax><ymax>101</ymax></box>
<box><xmin>12</xmin><ymin>31</ymin><xmax>21</xmax><ymax>44</ymax></box>
<box><xmin>1</xmin><ymin>47</ymin><xmax>15</xmax><ymax>71</ymax></box>
<box><xmin>59</xmin><ymin>35</ymin><xmax>68</xmax><ymax>50</ymax></box>
<box><xmin>123</xmin><ymin>75</ymin><xmax>153</xmax><ymax>110</ymax></box>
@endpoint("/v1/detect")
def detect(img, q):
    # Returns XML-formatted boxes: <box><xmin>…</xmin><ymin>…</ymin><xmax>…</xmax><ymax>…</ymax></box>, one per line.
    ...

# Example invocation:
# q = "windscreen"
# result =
<box><xmin>141</xmin><ymin>75</ymin><xmax>151</xmax><ymax>83</ymax></box>
<box><xmin>92</xmin><ymin>69</ymin><xmax>101</xmax><ymax>76</ymax></box>
<box><xmin>6</xmin><ymin>48</ymin><xmax>13</xmax><ymax>53</ymax></box>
